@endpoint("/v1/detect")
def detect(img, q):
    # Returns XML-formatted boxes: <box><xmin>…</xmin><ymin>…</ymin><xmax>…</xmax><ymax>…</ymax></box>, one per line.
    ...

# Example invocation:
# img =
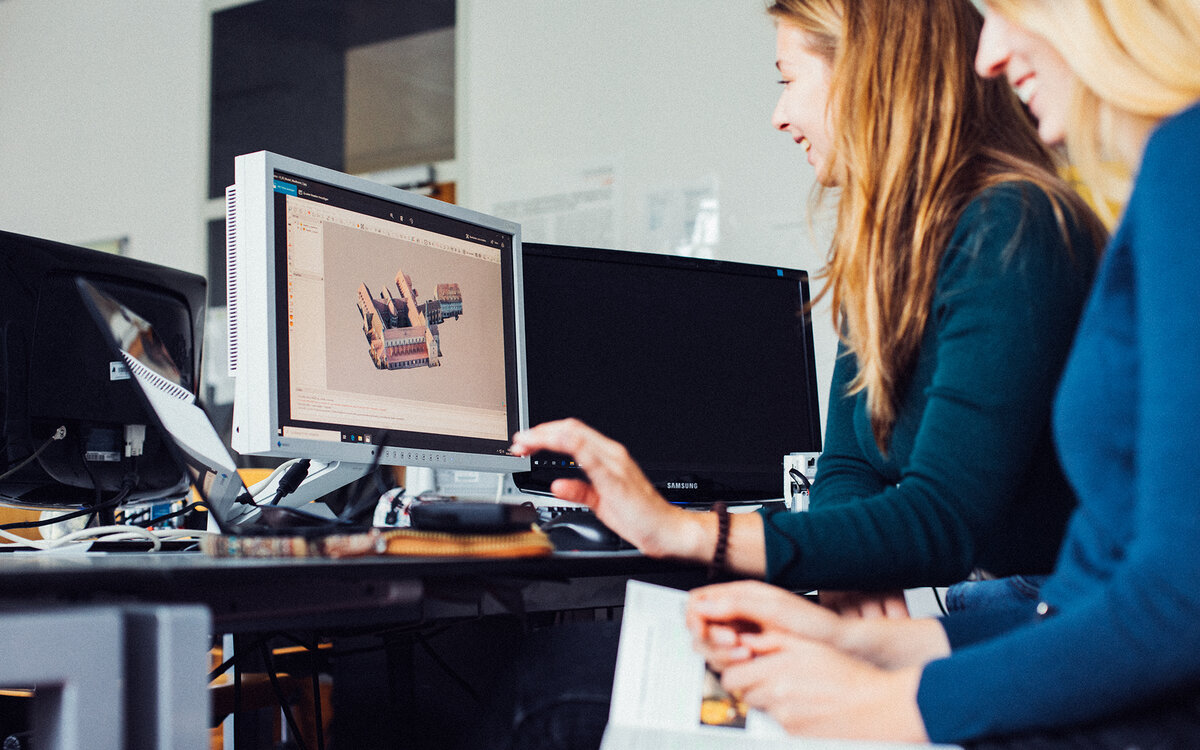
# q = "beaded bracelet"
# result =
<box><xmin>708</xmin><ymin>502</ymin><xmax>729</xmax><ymax>579</ymax></box>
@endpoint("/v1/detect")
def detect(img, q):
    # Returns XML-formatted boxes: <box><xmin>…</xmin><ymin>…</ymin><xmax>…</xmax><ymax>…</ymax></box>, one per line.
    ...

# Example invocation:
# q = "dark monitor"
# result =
<box><xmin>513</xmin><ymin>243</ymin><xmax>822</xmax><ymax>505</ymax></box>
<box><xmin>0</xmin><ymin>230</ymin><xmax>206</xmax><ymax>509</ymax></box>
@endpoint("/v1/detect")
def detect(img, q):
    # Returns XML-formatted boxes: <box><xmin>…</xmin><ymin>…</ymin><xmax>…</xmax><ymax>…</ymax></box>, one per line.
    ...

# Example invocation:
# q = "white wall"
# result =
<box><xmin>458</xmin><ymin>0</ymin><xmax>836</xmax><ymax>416</ymax></box>
<box><xmin>0</xmin><ymin>0</ymin><xmax>836</xmax><ymax>418</ymax></box>
<box><xmin>0</xmin><ymin>0</ymin><xmax>211</xmax><ymax>275</ymax></box>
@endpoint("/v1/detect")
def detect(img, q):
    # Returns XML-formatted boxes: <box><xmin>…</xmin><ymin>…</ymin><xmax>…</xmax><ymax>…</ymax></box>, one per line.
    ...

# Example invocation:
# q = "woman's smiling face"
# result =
<box><xmin>771</xmin><ymin>22</ymin><xmax>838</xmax><ymax>185</ymax></box>
<box><xmin>975</xmin><ymin>7</ymin><xmax>1077</xmax><ymax>145</ymax></box>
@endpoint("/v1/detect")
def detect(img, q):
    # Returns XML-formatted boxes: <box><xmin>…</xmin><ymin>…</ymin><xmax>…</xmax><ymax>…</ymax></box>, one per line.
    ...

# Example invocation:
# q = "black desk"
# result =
<box><xmin>0</xmin><ymin>549</ymin><xmax>709</xmax><ymax>634</ymax></box>
<box><xmin>0</xmin><ymin>549</ymin><xmax>713</xmax><ymax>748</ymax></box>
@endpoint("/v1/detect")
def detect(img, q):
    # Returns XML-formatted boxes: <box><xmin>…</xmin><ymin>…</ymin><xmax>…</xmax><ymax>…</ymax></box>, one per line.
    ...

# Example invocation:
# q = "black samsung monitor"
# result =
<box><xmin>0</xmin><ymin>230</ymin><xmax>206</xmax><ymax>509</ymax></box>
<box><xmin>513</xmin><ymin>243</ymin><xmax>822</xmax><ymax>505</ymax></box>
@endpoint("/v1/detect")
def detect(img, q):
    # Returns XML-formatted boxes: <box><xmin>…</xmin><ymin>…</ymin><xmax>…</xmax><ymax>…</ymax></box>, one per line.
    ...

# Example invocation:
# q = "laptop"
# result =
<box><xmin>77</xmin><ymin>277</ymin><xmax>368</xmax><ymax>538</ymax></box>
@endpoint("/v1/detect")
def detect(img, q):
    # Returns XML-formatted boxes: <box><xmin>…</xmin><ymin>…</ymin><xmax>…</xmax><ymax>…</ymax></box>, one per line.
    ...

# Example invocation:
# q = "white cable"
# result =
<box><xmin>0</xmin><ymin>527</ymin><xmax>51</xmax><ymax>548</ymax></box>
<box><xmin>150</xmin><ymin>528</ymin><xmax>219</xmax><ymax>543</ymax></box>
<box><xmin>41</xmin><ymin>524</ymin><xmax>162</xmax><ymax>551</ymax></box>
<box><xmin>0</xmin><ymin>524</ymin><xmax>218</xmax><ymax>552</ymax></box>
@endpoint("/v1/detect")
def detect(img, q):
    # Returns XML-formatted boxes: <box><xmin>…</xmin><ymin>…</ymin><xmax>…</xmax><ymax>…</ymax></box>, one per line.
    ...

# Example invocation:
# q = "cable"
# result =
<box><xmin>206</xmin><ymin>633</ymin><xmax>328</xmax><ymax>750</ymax></box>
<box><xmin>77</xmin><ymin>443</ymin><xmax>109</xmax><ymax>527</ymax></box>
<box><xmin>0</xmin><ymin>524</ymin><xmax>216</xmax><ymax>552</ymax></box>
<box><xmin>0</xmin><ymin>482</ymin><xmax>133</xmax><ymax>532</ymax></box>
<box><xmin>208</xmin><ymin>635</ymin><xmax>270</xmax><ymax>684</ymax></box>
<box><xmin>129</xmin><ymin>500</ymin><xmax>206</xmax><ymax>528</ymax></box>
<box><xmin>0</xmin><ymin>523</ymin><xmax>160</xmax><ymax>551</ymax></box>
<box><xmin>247</xmin><ymin>460</ymin><xmax>298</xmax><ymax>498</ymax></box>
<box><xmin>260</xmin><ymin>641</ymin><xmax>310</xmax><ymax>750</ymax></box>
<box><xmin>0</xmin><ymin>498</ymin><xmax>117</xmax><ymax>531</ymax></box>
<box><xmin>270</xmin><ymin>459</ymin><xmax>312</xmax><ymax>506</ymax></box>
<box><xmin>334</xmin><ymin>432</ymin><xmax>397</xmax><ymax>524</ymax></box>
<box><xmin>0</xmin><ymin>426</ymin><xmax>67</xmax><ymax>483</ymax></box>
<box><xmin>932</xmin><ymin>586</ymin><xmax>948</xmax><ymax>616</ymax></box>
<box><xmin>415</xmin><ymin>632</ymin><xmax>481</xmax><ymax>704</ymax></box>
<box><xmin>309</xmin><ymin>641</ymin><xmax>326</xmax><ymax>750</ymax></box>
<box><xmin>150</xmin><ymin>527</ymin><xmax>219</xmax><ymax>544</ymax></box>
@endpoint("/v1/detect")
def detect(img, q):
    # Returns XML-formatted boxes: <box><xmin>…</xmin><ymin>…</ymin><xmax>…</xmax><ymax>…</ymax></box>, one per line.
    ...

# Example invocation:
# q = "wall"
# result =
<box><xmin>459</xmin><ymin>0</ymin><xmax>837</xmax><ymax>416</ymax></box>
<box><xmin>0</xmin><ymin>0</ymin><xmax>211</xmax><ymax>276</ymax></box>
<box><xmin>0</xmin><ymin>0</ymin><xmax>836</xmax><ymax>420</ymax></box>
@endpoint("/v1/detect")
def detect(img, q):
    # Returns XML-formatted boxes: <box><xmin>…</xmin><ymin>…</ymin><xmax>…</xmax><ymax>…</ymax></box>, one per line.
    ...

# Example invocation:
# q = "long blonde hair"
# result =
<box><xmin>985</xmin><ymin>0</ymin><xmax>1200</xmax><ymax>225</ymax></box>
<box><xmin>769</xmin><ymin>0</ymin><xmax>1104</xmax><ymax>453</ymax></box>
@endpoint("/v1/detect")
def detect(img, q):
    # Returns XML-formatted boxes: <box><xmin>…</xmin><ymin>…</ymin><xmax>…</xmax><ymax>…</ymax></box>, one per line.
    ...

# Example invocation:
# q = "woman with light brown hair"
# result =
<box><xmin>481</xmin><ymin>4</ymin><xmax>1103</xmax><ymax>747</ymax></box>
<box><xmin>513</xmin><ymin>0</ymin><xmax>1103</xmax><ymax>615</ymax></box>
<box><xmin>686</xmin><ymin>0</ymin><xmax>1200</xmax><ymax>746</ymax></box>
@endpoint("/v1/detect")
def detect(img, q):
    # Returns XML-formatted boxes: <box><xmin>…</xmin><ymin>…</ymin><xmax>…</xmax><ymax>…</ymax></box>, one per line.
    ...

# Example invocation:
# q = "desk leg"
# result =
<box><xmin>229</xmin><ymin>634</ymin><xmax>275</xmax><ymax>750</ymax></box>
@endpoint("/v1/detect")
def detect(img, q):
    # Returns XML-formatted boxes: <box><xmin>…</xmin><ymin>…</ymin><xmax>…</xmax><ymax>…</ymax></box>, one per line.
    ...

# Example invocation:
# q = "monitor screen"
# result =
<box><xmin>226</xmin><ymin>151</ymin><xmax>528</xmax><ymax>480</ymax></box>
<box><xmin>513</xmin><ymin>243</ymin><xmax>822</xmax><ymax>504</ymax></box>
<box><xmin>0</xmin><ymin>230</ymin><xmax>205</xmax><ymax>509</ymax></box>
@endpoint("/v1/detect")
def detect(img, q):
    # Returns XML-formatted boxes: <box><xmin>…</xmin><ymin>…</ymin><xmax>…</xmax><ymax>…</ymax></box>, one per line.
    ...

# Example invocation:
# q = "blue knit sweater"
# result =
<box><xmin>919</xmin><ymin>101</ymin><xmax>1200</xmax><ymax>742</ymax></box>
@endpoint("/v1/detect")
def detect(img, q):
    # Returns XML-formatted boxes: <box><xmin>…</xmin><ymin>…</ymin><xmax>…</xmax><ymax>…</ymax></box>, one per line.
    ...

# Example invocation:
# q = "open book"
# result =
<box><xmin>600</xmin><ymin>581</ymin><xmax>960</xmax><ymax>750</ymax></box>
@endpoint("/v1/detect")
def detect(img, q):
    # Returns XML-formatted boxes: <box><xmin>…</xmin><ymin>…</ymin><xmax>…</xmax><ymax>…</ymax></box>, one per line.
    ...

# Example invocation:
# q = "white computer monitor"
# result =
<box><xmin>225</xmin><ymin>151</ymin><xmax>528</xmax><ymax>502</ymax></box>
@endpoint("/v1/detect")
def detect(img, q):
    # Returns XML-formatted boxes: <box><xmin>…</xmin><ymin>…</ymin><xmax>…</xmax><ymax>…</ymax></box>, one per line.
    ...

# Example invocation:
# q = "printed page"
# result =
<box><xmin>606</xmin><ymin>580</ymin><xmax>785</xmax><ymax>737</ymax></box>
<box><xmin>601</xmin><ymin>581</ymin><xmax>961</xmax><ymax>750</ymax></box>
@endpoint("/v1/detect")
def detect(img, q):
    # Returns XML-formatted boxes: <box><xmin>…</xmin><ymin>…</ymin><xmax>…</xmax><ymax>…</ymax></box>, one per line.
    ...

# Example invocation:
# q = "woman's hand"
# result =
<box><xmin>719</xmin><ymin>631</ymin><xmax>929</xmax><ymax>742</ymax></box>
<box><xmin>687</xmin><ymin>581</ymin><xmax>843</xmax><ymax>671</ymax></box>
<box><xmin>510</xmin><ymin>419</ymin><xmax>704</xmax><ymax>558</ymax></box>
<box><xmin>818</xmin><ymin>590</ymin><xmax>911</xmax><ymax>619</ymax></box>
<box><xmin>687</xmin><ymin>580</ymin><xmax>951</xmax><ymax>671</ymax></box>
<box><xmin>686</xmin><ymin>580</ymin><xmax>937</xmax><ymax>741</ymax></box>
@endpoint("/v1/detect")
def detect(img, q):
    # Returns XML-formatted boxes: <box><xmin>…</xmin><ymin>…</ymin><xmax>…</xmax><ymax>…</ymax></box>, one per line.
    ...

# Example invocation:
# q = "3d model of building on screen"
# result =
<box><xmin>357</xmin><ymin>269</ymin><xmax>463</xmax><ymax>370</ymax></box>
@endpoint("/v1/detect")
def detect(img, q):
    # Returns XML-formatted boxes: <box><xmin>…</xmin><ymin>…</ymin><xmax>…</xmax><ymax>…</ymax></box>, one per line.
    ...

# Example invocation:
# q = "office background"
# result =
<box><xmin>0</xmin><ymin>0</ymin><xmax>836</xmax><ymax>424</ymax></box>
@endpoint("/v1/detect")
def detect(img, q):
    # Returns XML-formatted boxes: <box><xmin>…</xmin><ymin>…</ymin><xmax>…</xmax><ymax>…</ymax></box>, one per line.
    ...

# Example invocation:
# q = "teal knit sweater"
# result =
<box><xmin>761</xmin><ymin>181</ymin><xmax>1096</xmax><ymax>592</ymax></box>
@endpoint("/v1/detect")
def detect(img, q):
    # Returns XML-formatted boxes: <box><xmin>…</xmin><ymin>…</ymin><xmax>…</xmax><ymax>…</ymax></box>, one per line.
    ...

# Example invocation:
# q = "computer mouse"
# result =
<box><xmin>540</xmin><ymin>513</ymin><xmax>631</xmax><ymax>552</ymax></box>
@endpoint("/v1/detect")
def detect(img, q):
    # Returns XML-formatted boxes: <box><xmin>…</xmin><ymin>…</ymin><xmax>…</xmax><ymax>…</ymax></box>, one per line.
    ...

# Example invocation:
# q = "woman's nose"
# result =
<box><xmin>975</xmin><ymin>15</ymin><xmax>1012</xmax><ymax>79</ymax></box>
<box><xmin>771</xmin><ymin>94</ymin><xmax>789</xmax><ymax>131</ymax></box>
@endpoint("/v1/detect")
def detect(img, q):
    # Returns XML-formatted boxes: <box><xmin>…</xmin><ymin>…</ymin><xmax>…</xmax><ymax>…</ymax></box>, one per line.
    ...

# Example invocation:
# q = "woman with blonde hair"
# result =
<box><xmin>686</xmin><ymin>1</ymin><xmax>1200</xmax><ymax>746</ymax></box>
<box><xmin>513</xmin><ymin>0</ymin><xmax>1102</xmax><ymax>613</ymax></box>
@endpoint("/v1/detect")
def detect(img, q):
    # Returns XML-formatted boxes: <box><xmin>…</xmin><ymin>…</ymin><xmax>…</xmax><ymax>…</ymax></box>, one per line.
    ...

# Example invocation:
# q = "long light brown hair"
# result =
<box><xmin>985</xmin><ymin>0</ymin><xmax>1200</xmax><ymax>226</ymax></box>
<box><xmin>769</xmin><ymin>0</ymin><xmax>1105</xmax><ymax>453</ymax></box>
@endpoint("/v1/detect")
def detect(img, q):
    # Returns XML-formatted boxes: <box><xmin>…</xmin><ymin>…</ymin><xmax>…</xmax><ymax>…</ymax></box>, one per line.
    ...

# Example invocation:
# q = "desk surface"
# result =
<box><xmin>0</xmin><ymin>550</ymin><xmax>711</xmax><ymax>634</ymax></box>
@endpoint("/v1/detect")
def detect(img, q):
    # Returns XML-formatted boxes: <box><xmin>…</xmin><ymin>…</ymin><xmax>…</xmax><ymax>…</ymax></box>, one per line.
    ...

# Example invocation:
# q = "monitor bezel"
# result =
<box><xmin>512</xmin><ymin>242</ymin><xmax>823</xmax><ymax>505</ymax></box>
<box><xmin>227</xmin><ymin>151</ymin><xmax>529</xmax><ymax>474</ymax></box>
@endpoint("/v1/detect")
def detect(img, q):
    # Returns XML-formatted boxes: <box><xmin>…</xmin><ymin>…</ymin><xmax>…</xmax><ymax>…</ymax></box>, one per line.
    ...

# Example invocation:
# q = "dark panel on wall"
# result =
<box><xmin>207</xmin><ymin>0</ymin><xmax>454</xmax><ymax>198</ymax></box>
<box><xmin>206</xmin><ymin>218</ymin><xmax>226</xmax><ymax>307</ymax></box>
<box><xmin>344</xmin><ymin>0</ymin><xmax>454</xmax><ymax>48</ymax></box>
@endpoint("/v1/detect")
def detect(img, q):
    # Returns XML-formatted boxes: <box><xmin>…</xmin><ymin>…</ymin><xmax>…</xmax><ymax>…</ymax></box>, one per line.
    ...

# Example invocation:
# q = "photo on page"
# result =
<box><xmin>700</xmin><ymin>667</ymin><xmax>748</xmax><ymax>729</ymax></box>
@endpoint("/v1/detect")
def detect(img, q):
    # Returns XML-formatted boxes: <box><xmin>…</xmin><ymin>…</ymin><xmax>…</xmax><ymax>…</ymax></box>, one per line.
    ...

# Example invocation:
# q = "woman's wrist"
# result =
<box><xmin>837</xmin><ymin>617</ymin><xmax>950</xmax><ymax>669</ymax></box>
<box><xmin>877</xmin><ymin>666</ymin><xmax>931</xmax><ymax>743</ymax></box>
<box><xmin>641</xmin><ymin>506</ymin><xmax>714</xmax><ymax>562</ymax></box>
<box><xmin>639</xmin><ymin>506</ymin><xmax>766</xmax><ymax>577</ymax></box>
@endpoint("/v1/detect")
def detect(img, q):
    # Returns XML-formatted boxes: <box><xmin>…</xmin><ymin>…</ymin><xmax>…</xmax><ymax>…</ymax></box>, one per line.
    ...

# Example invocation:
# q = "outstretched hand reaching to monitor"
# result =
<box><xmin>510</xmin><ymin>419</ymin><xmax>694</xmax><ymax>558</ymax></box>
<box><xmin>511</xmin><ymin>419</ymin><xmax>769</xmax><ymax>574</ymax></box>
